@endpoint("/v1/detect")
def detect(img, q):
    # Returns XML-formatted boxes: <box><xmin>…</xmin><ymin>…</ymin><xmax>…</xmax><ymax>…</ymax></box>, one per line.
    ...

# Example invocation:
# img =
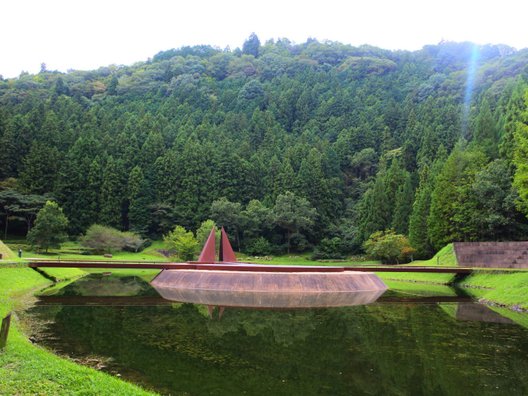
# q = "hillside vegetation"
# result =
<box><xmin>1</xmin><ymin>37</ymin><xmax>528</xmax><ymax>258</ymax></box>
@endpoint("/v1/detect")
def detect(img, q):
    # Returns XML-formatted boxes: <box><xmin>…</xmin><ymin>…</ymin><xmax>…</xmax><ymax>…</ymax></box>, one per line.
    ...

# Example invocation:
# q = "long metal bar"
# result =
<box><xmin>27</xmin><ymin>260</ymin><xmax>478</xmax><ymax>274</ymax></box>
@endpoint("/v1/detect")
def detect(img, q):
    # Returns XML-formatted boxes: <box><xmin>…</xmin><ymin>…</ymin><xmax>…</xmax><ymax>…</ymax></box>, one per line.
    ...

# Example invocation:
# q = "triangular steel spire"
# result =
<box><xmin>219</xmin><ymin>227</ymin><xmax>237</xmax><ymax>262</ymax></box>
<box><xmin>198</xmin><ymin>227</ymin><xmax>216</xmax><ymax>262</ymax></box>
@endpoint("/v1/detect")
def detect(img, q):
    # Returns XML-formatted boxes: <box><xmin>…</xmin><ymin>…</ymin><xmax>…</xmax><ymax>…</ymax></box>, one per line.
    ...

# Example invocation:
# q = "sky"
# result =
<box><xmin>1</xmin><ymin>0</ymin><xmax>527</xmax><ymax>78</ymax></box>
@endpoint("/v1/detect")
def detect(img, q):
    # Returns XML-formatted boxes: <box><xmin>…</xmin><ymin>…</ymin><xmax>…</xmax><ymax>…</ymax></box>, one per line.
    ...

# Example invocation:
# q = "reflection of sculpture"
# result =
<box><xmin>152</xmin><ymin>227</ymin><xmax>387</xmax><ymax>309</ymax></box>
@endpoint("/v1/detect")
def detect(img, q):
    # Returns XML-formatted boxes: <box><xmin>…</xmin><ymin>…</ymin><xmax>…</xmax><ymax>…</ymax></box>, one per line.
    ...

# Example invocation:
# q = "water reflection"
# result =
<box><xmin>153</xmin><ymin>286</ymin><xmax>386</xmax><ymax>308</ymax></box>
<box><xmin>455</xmin><ymin>302</ymin><xmax>515</xmax><ymax>324</ymax></box>
<box><xmin>23</xmin><ymin>274</ymin><xmax>528</xmax><ymax>396</ymax></box>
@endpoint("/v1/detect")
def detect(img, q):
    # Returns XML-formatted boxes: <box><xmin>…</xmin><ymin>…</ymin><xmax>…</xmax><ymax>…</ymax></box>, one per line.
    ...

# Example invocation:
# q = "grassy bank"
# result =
<box><xmin>0</xmin><ymin>266</ymin><xmax>156</xmax><ymax>395</ymax></box>
<box><xmin>378</xmin><ymin>270</ymin><xmax>528</xmax><ymax>311</ymax></box>
<box><xmin>459</xmin><ymin>271</ymin><xmax>528</xmax><ymax>310</ymax></box>
<box><xmin>0</xmin><ymin>240</ymin><xmax>16</xmax><ymax>260</ymax></box>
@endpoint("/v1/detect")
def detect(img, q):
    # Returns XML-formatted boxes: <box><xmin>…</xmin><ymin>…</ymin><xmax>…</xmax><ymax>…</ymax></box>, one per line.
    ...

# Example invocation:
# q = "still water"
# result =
<box><xmin>22</xmin><ymin>274</ymin><xmax>528</xmax><ymax>396</ymax></box>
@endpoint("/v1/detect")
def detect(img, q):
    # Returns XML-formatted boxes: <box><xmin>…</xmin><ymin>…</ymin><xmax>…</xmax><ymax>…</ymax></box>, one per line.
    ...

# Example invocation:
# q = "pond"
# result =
<box><xmin>21</xmin><ymin>274</ymin><xmax>528</xmax><ymax>396</ymax></box>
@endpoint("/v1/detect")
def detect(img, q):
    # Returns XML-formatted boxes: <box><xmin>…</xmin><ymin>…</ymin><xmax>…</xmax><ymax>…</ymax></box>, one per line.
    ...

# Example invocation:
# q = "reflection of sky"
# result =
<box><xmin>462</xmin><ymin>45</ymin><xmax>480</xmax><ymax>138</ymax></box>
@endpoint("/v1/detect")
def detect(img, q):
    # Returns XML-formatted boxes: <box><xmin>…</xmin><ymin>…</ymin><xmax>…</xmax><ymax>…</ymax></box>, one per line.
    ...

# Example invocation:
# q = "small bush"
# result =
<box><xmin>245</xmin><ymin>237</ymin><xmax>272</xmax><ymax>256</ymax></box>
<box><xmin>311</xmin><ymin>237</ymin><xmax>346</xmax><ymax>260</ymax></box>
<box><xmin>363</xmin><ymin>229</ymin><xmax>415</xmax><ymax>264</ymax></box>
<box><xmin>80</xmin><ymin>225</ymin><xmax>146</xmax><ymax>254</ymax></box>
<box><xmin>163</xmin><ymin>225</ymin><xmax>199</xmax><ymax>261</ymax></box>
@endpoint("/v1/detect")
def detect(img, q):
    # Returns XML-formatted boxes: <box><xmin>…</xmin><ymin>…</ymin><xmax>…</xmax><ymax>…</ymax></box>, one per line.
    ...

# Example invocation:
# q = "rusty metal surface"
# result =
<box><xmin>28</xmin><ymin>261</ymin><xmax>480</xmax><ymax>273</ymax></box>
<box><xmin>198</xmin><ymin>227</ymin><xmax>217</xmax><ymax>262</ymax></box>
<box><xmin>219</xmin><ymin>227</ymin><xmax>237</xmax><ymax>262</ymax></box>
<box><xmin>151</xmin><ymin>269</ymin><xmax>388</xmax><ymax>293</ymax></box>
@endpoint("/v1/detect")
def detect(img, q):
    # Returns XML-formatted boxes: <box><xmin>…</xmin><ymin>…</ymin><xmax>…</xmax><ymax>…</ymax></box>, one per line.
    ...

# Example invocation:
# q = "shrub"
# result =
<box><xmin>163</xmin><ymin>225</ymin><xmax>199</xmax><ymax>261</ymax></box>
<box><xmin>122</xmin><ymin>232</ymin><xmax>148</xmax><ymax>253</ymax></box>
<box><xmin>80</xmin><ymin>225</ymin><xmax>126</xmax><ymax>253</ymax></box>
<box><xmin>363</xmin><ymin>229</ymin><xmax>415</xmax><ymax>264</ymax></box>
<box><xmin>245</xmin><ymin>237</ymin><xmax>272</xmax><ymax>256</ymax></box>
<box><xmin>311</xmin><ymin>237</ymin><xmax>346</xmax><ymax>260</ymax></box>
<box><xmin>80</xmin><ymin>225</ymin><xmax>146</xmax><ymax>254</ymax></box>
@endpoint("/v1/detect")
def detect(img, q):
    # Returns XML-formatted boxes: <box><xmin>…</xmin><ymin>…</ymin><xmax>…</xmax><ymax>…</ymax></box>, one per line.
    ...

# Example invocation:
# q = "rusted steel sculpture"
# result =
<box><xmin>151</xmin><ymin>227</ymin><xmax>387</xmax><ymax>308</ymax></box>
<box><xmin>198</xmin><ymin>227</ymin><xmax>217</xmax><ymax>262</ymax></box>
<box><xmin>197</xmin><ymin>227</ymin><xmax>237</xmax><ymax>263</ymax></box>
<box><xmin>219</xmin><ymin>227</ymin><xmax>237</xmax><ymax>263</ymax></box>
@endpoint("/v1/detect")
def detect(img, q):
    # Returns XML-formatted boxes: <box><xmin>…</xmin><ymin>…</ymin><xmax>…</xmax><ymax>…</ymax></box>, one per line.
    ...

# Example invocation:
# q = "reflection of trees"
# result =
<box><xmin>51</xmin><ymin>275</ymin><xmax>159</xmax><ymax>297</ymax></box>
<box><xmin>28</xmin><ymin>299</ymin><xmax>528</xmax><ymax>396</ymax></box>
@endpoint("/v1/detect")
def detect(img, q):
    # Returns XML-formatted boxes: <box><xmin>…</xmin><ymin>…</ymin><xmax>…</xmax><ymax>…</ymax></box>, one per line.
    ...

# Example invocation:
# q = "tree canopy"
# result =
<box><xmin>1</xmin><ymin>38</ymin><xmax>528</xmax><ymax>256</ymax></box>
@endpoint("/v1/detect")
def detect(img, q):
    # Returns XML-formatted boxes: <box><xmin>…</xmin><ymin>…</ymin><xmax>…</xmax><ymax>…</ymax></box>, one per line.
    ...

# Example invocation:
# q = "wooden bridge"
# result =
<box><xmin>27</xmin><ymin>259</ymin><xmax>477</xmax><ymax>274</ymax></box>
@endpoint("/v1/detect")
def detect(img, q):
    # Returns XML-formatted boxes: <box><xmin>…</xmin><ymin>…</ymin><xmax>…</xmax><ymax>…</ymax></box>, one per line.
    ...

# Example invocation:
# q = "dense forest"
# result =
<box><xmin>1</xmin><ymin>35</ymin><xmax>528</xmax><ymax>258</ymax></box>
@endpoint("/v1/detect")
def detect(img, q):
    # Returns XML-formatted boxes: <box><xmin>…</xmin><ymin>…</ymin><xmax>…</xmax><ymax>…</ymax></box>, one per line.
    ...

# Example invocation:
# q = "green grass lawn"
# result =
<box><xmin>0</xmin><ymin>239</ymin><xmax>16</xmax><ymax>260</ymax></box>
<box><xmin>409</xmin><ymin>244</ymin><xmax>457</xmax><ymax>267</ymax></box>
<box><xmin>458</xmin><ymin>271</ymin><xmax>528</xmax><ymax>310</ymax></box>
<box><xmin>377</xmin><ymin>272</ymin><xmax>456</xmax><ymax>285</ymax></box>
<box><xmin>382</xmin><ymin>279</ymin><xmax>458</xmax><ymax>296</ymax></box>
<box><xmin>7</xmin><ymin>240</ymin><xmax>172</xmax><ymax>262</ymax></box>
<box><xmin>248</xmin><ymin>253</ymin><xmax>380</xmax><ymax>266</ymax></box>
<box><xmin>0</xmin><ymin>266</ymin><xmax>156</xmax><ymax>395</ymax></box>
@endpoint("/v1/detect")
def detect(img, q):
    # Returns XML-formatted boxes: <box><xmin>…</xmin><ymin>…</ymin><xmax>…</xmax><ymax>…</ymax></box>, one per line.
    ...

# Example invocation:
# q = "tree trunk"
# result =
<box><xmin>4</xmin><ymin>213</ymin><xmax>8</xmax><ymax>240</ymax></box>
<box><xmin>287</xmin><ymin>230</ymin><xmax>291</xmax><ymax>254</ymax></box>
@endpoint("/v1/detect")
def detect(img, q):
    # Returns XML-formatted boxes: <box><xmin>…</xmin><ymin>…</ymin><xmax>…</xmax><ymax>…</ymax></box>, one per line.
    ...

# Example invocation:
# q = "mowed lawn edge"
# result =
<box><xmin>0</xmin><ymin>266</ymin><xmax>158</xmax><ymax>396</ymax></box>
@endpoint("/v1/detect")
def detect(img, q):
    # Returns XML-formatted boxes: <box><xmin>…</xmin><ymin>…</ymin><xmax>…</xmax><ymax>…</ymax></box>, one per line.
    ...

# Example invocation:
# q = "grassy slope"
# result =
<box><xmin>375</xmin><ymin>246</ymin><xmax>458</xmax><ymax>284</ymax></box>
<box><xmin>0</xmin><ymin>239</ymin><xmax>16</xmax><ymax>260</ymax></box>
<box><xmin>376</xmin><ymin>245</ymin><xmax>528</xmax><ymax>311</ymax></box>
<box><xmin>0</xmin><ymin>267</ymin><xmax>156</xmax><ymax>395</ymax></box>
<box><xmin>410</xmin><ymin>244</ymin><xmax>457</xmax><ymax>267</ymax></box>
<box><xmin>458</xmin><ymin>271</ymin><xmax>528</xmax><ymax>310</ymax></box>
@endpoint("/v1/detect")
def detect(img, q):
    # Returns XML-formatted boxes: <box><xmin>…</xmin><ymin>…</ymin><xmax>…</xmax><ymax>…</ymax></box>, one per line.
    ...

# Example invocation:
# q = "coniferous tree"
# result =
<box><xmin>100</xmin><ymin>156</ymin><xmax>124</xmax><ymax>229</ymax></box>
<box><xmin>391</xmin><ymin>173</ymin><xmax>414</xmax><ymax>235</ymax></box>
<box><xmin>27</xmin><ymin>201</ymin><xmax>68</xmax><ymax>252</ymax></box>
<box><xmin>427</xmin><ymin>146</ymin><xmax>487</xmax><ymax>249</ymax></box>
<box><xmin>19</xmin><ymin>142</ymin><xmax>60</xmax><ymax>195</ymax></box>
<box><xmin>128</xmin><ymin>166</ymin><xmax>150</xmax><ymax>234</ymax></box>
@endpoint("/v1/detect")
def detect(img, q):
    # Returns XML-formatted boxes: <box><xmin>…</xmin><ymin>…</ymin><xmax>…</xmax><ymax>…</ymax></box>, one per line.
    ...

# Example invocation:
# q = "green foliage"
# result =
<box><xmin>244</xmin><ymin>236</ymin><xmax>273</xmax><ymax>256</ymax></box>
<box><xmin>27</xmin><ymin>201</ymin><xmax>68</xmax><ymax>252</ymax></box>
<box><xmin>363</xmin><ymin>229</ymin><xmax>415</xmax><ymax>264</ymax></box>
<box><xmin>311</xmin><ymin>237</ymin><xmax>345</xmax><ymax>260</ymax></box>
<box><xmin>242</xmin><ymin>33</ymin><xmax>261</xmax><ymax>57</ymax></box>
<box><xmin>241</xmin><ymin>199</ymin><xmax>271</xmax><ymax>240</ymax></box>
<box><xmin>80</xmin><ymin>225</ymin><xmax>146</xmax><ymax>254</ymax></box>
<box><xmin>81</xmin><ymin>224</ymin><xmax>127</xmax><ymax>253</ymax></box>
<box><xmin>195</xmin><ymin>219</ymin><xmax>218</xmax><ymax>246</ymax></box>
<box><xmin>272</xmin><ymin>191</ymin><xmax>317</xmax><ymax>253</ymax></box>
<box><xmin>427</xmin><ymin>146</ymin><xmax>487</xmax><ymax>249</ymax></box>
<box><xmin>128</xmin><ymin>166</ymin><xmax>150</xmax><ymax>235</ymax></box>
<box><xmin>0</xmin><ymin>39</ymin><xmax>527</xmax><ymax>253</ymax></box>
<box><xmin>210</xmin><ymin>197</ymin><xmax>243</xmax><ymax>249</ymax></box>
<box><xmin>163</xmin><ymin>225</ymin><xmax>199</xmax><ymax>261</ymax></box>
<box><xmin>512</xmin><ymin>89</ymin><xmax>528</xmax><ymax>216</ymax></box>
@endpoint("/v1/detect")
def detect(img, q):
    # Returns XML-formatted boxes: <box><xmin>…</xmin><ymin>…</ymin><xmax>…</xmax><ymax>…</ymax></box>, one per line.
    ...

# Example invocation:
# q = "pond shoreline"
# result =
<box><xmin>0</xmin><ymin>267</ymin><xmax>156</xmax><ymax>395</ymax></box>
<box><xmin>378</xmin><ymin>271</ymin><xmax>528</xmax><ymax>312</ymax></box>
<box><xmin>1</xmin><ymin>264</ymin><xmax>527</xmax><ymax>394</ymax></box>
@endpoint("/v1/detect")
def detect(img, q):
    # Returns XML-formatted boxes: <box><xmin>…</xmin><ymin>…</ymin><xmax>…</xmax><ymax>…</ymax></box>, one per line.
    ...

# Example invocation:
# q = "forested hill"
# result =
<box><xmin>1</xmin><ymin>36</ymin><xmax>528</xmax><ymax>258</ymax></box>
